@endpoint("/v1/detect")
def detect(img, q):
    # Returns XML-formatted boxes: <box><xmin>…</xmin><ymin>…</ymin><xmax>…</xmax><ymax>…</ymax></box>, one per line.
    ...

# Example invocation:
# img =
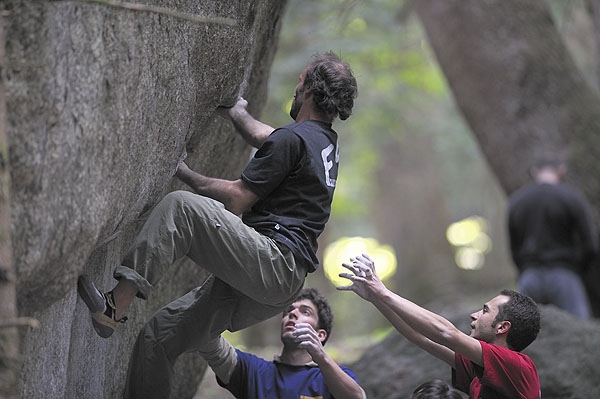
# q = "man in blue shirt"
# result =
<box><xmin>199</xmin><ymin>288</ymin><xmax>366</xmax><ymax>399</ymax></box>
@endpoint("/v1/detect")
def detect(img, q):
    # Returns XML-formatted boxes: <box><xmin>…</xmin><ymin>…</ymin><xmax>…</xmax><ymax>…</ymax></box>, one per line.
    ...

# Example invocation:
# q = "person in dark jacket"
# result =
<box><xmin>508</xmin><ymin>158</ymin><xmax>598</xmax><ymax>318</ymax></box>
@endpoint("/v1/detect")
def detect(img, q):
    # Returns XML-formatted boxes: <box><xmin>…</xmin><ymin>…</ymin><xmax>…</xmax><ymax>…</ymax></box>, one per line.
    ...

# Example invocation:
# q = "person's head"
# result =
<box><xmin>281</xmin><ymin>288</ymin><xmax>333</xmax><ymax>345</ymax></box>
<box><xmin>494</xmin><ymin>289</ymin><xmax>541</xmax><ymax>351</ymax></box>
<box><xmin>529</xmin><ymin>158</ymin><xmax>567</xmax><ymax>184</ymax></box>
<box><xmin>290</xmin><ymin>51</ymin><xmax>358</xmax><ymax>121</ymax></box>
<box><xmin>470</xmin><ymin>290</ymin><xmax>540</xmax><ymax>351</ymax></box>
<box><xmin>410</xmin><ymin>379</ymin><xmax>462</xmax><ymax>399</ymax></box>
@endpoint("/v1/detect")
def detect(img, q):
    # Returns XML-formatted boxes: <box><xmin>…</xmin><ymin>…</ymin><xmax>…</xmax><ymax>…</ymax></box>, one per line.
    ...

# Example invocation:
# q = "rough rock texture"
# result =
<box><xmin>5</xmin><ymin>0</ymin><xmax>287</xmax><ymax>397</ymax></box>
<box><xmin>352</xmin><ymin>305</ymin><xmax>600</xmax><ymax>399</ymax></box>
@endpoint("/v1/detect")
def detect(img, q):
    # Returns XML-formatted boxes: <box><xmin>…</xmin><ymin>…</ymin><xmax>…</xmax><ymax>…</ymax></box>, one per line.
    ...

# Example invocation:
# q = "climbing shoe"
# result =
<box><xmin>77</xmin><ymin>275</ymin><xmax>127</xmax><ymax>338</ymax></box>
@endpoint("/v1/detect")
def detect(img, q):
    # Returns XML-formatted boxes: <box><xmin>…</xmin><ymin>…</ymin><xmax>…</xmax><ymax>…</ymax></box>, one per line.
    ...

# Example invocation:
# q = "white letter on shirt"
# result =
<box><xmin>322</xmin><ymin>143</ymin><xmax>337</xmax><ymax>188</ymax></box>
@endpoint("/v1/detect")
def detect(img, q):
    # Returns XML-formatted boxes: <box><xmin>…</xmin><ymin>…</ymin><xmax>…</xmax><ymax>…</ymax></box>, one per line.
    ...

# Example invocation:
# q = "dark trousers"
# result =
<box><xmin>519</xmin><ymin>265</ymin><xmax>591</xmax><ymax>318</ymax></box>
<box><xmin>124</xmin><ymin>275</ymin><xmax>295</xmax><ymax>399</ymax></box>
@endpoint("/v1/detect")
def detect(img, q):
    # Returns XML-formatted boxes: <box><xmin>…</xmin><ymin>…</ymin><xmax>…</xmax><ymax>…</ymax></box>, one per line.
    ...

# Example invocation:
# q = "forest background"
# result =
<box><xmin>200</xmin><ymin>0</ymin><xmax>599</xmax><ymax>396</ymax></box>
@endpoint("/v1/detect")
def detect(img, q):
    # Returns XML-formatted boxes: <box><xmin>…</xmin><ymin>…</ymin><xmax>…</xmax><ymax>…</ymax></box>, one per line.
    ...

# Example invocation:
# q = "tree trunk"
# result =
<box><xmin>414</xmin><ymin>0</ymin><xmax>600</xmax><ymax>202</ymax></box>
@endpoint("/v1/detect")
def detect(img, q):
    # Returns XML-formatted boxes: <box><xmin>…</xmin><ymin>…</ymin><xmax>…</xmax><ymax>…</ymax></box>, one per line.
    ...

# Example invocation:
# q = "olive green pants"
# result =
<box><xmin>115</xmin><ymin>191</ymin><xmax>307</xmax><ymax>398</ymax></box>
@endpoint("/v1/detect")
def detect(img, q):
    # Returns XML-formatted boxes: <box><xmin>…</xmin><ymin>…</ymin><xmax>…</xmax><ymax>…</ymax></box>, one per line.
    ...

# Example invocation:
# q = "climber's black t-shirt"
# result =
<box><xmin>241</xmin><ymin>120</ymin><xmax>339</xmax><ymax>272</ymax></box>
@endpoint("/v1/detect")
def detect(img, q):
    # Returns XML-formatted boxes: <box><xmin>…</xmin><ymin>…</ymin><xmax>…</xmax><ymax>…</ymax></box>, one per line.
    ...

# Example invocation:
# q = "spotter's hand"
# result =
<box><xmin>292</xmin><ymin>323</ymin><xmax>326</xmax><ymax>362</ymax></box>
<box><xmin>336</xmin><ymin>253</ymin><xmax>385</xmax><ymax>301</ymax></box>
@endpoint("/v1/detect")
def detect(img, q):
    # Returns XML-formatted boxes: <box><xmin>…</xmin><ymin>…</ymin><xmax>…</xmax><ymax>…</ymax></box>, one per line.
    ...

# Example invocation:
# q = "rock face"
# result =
<box><xmin>5</xmin><ymin>0</ymin><xmax>287</xmax><ymax>397</ymax></box>
<box><xmin>351</xmin><ymin>305</ymin><xmax>600</xmax><ymax>399</ymax></box>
